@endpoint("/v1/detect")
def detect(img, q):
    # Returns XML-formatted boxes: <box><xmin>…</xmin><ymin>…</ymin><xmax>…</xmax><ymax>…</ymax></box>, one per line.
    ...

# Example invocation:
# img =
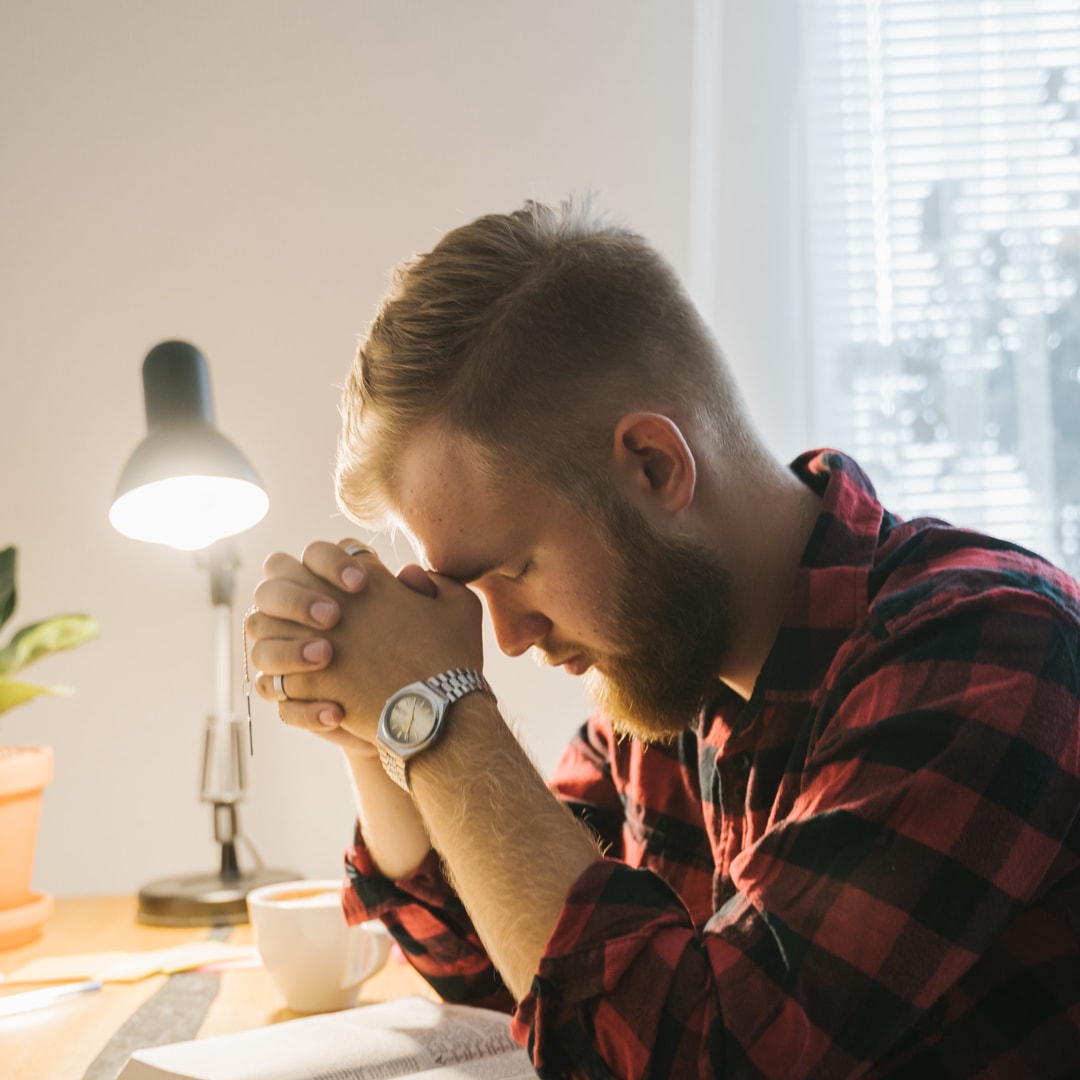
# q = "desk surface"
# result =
<box><xmin>0</xmin><ymin>894</ymin><xmax>436</xmax><ymax>1080</ymax></box>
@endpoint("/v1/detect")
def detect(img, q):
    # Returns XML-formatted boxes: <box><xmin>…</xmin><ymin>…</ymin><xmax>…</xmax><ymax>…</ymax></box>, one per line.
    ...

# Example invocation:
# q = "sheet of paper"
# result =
<box><xmin>5</xmin><ymin>952</ymin><xmax>127</xmax><ymax>983</ymax></box>
<box><xmin>195</xmin><ymin>952</ymin><xmax>264</xmax><ymax>973</ymax></box>
<box><xmin>102</xmin><ymin>942</ymin><xmax>257</xmax><ymax>981</ymax></box>
<box><xmin>6</xmin><ymin>943</ymin><xmax>257</xmax><ymax>984</ymax></box>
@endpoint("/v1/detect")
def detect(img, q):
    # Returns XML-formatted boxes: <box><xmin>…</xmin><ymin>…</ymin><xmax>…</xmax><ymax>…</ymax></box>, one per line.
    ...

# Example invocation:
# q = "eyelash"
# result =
<box><xmin>509</xmin><ymin>560</ymin><xmax>531</xmax><ymax>582</ymax></box>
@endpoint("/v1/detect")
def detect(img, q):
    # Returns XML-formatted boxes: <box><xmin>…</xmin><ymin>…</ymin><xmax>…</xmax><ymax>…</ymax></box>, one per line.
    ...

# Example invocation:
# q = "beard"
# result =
<box><xmin>562</xmin><ymin>497</ymin><xmax>735</xmax><ymax>743</ymax></box>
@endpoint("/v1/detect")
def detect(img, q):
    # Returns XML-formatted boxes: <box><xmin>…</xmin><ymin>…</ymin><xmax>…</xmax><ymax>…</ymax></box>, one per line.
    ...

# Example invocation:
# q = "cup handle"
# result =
<box><xmin>343</xmin><ymin>920</ymin><xmax>392</xmax><ymax>989</ymax></box>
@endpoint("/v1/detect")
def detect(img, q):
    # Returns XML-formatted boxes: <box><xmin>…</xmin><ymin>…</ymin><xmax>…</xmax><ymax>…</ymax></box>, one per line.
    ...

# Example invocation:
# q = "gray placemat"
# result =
<box><xmin>83</xmin><ymin>925</ymin><xmax>231</xmax><ymax>1080</ymax></box>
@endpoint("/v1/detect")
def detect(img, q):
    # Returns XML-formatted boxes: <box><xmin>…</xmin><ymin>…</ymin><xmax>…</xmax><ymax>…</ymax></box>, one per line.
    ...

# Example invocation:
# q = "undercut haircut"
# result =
<box><xmin>335</xmin><ymin>197</ymin><xmax>757</xmax><ymax>528</ymax></box>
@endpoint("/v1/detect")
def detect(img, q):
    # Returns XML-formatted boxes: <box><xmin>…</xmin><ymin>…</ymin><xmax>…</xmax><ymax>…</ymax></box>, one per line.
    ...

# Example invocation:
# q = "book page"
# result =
<box><xmin>118</xmin><ymin>996</ymin><xmax>536</xmax><ymax>1080</ymax></box>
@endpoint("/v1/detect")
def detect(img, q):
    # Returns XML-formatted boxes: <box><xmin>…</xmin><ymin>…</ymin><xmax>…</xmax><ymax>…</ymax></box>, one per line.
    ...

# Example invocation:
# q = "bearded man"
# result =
<box><xmin>245</xmin><ymin>200</ymin><xmax>1080</xmax><ymax>1078</ymax></box>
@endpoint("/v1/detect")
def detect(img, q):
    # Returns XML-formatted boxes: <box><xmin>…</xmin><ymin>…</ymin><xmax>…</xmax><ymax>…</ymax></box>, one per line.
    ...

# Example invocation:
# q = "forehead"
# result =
<box><xmin>390</xmin><ymin>429</ymin><xmax>539</xmax><ymax>576</ymax></box>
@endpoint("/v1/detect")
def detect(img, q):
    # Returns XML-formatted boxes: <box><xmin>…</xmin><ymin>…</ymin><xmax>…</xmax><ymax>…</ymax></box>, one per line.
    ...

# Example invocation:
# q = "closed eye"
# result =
<box><xmin>452</xmin><ymin>557</ymin><xmax>532</xmax><ymax>587</ymax></box>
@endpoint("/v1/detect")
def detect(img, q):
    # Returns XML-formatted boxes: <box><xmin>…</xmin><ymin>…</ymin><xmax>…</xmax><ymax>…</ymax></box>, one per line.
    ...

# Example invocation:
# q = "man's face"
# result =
<box><xmin>393</xmin><ymin>434</ymin><xmax>734</xmax><ymax>741</ymax></box>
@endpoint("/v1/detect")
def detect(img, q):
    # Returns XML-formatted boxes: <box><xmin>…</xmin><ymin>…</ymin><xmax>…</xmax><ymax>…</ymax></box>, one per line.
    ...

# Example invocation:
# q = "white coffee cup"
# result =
<box><xmin>247</xmin><ymin>879</ymin><xmax>392</xmax><ymax>1014</ymax></box>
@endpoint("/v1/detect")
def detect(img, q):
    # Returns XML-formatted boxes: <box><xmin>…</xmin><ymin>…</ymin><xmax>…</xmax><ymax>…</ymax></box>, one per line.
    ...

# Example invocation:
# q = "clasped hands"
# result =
<box><xmin>245</xmin><ymin>540</ymin><xmax>485</xmax><ymax>750</ymax></box>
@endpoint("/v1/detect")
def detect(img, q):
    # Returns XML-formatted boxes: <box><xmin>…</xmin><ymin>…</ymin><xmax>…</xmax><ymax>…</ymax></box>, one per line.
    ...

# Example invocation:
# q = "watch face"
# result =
<box><xmin>386</xmin><ymin>692</ymin><xmax>438</xmax><ymax>746</ymax></box>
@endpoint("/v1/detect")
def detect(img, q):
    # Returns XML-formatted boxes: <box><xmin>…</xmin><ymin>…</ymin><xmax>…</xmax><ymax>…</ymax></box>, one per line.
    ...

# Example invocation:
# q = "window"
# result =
<box><xmin>801</xmin><ymin>0</ymin><xmax>1080</xmax><ymax>575</ymax></box>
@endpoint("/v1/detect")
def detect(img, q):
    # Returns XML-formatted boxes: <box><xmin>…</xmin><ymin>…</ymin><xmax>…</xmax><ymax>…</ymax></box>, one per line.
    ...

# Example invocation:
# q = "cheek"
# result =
<box><xmin>546</xmin><ymin>575</ymin><xmax>623</xmax><ymax>647</ymax></box>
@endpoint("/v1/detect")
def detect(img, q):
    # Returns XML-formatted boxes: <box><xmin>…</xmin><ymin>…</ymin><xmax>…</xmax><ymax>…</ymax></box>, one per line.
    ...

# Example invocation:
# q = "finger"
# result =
<box><xmin>297</xmin><ymin>539</ymin><xmax>382</xmax><ymax>594</ymax></box>
<box><xmin>341</xmin><ymin>539</ymin><xmax>377</xmax><ymax>558</ymax></box>
<box><xmin>249</xmin><ymin>636</ymin><xmax>332</xmax><ymax>676</ymax></box>
<box><xmin>260</xmin><ymin>550</ymin><xmax>344</xmax><ymax>620</ymax></box>
<box><xmin>427</xmin><ymin>571</ymin><xmax>484</xmax><ymax>605</ymax></box>
<box><xmin>251</xmin><ymin>578</ymin><xmax>340</xmax><ymax>631</ymax></box>
<box><xmin>255</xmin><ymin>669</ymin><xmax>322</xmax><ymax>704</ymax></box>
<box><xmin>425</xmin><ymin>571</ymin><xmax>486</xmax><ymax>623</ymax></box>
<box><xmin>276</xmin><ymin>698</ymin><xmax>344</xmax><ymax>732</ymax></box>
<box><xmin>245</xmin><ymin>610</ymin><xmax>324</xmax><ymax>660</ymax></box>
<box><xmin>262</xmin><ymin>550</ymin><xmax>313</xmax><ymax>583</ymax></box>
<box><xmin>397</xmin><ymin>563</ymin><xmax>439</xmax><ymax>597</ymax></box>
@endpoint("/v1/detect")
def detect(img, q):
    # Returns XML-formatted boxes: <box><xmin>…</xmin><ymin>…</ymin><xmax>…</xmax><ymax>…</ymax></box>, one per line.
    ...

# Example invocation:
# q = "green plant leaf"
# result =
<box><xmin>0</xmin><ymin>679</ymin><xmax>70</xmax><ymax>715</ymax></box>
<box><xmin>0</xmin><ymin>615</ymin><xmax>101</xmax><ymax>676</ymax></box>
<box><xmin>0</xmin><ymin>547</ymin><xmax>14</xmax><ymax>632</ymax></box>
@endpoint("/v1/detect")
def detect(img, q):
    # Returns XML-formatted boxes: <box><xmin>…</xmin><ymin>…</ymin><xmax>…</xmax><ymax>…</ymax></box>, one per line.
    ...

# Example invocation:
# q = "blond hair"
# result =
<box><xmin>335</xmin><ymin>198</ymin><xmax>755</xmax><ymax>527</ymax></box>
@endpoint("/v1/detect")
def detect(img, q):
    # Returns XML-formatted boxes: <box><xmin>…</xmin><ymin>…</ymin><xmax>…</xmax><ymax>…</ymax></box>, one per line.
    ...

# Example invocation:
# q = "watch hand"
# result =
<box><xmin>401</xmin><ymin>702</ymin><xmax>415</xmax><ymax>739</ymax></box>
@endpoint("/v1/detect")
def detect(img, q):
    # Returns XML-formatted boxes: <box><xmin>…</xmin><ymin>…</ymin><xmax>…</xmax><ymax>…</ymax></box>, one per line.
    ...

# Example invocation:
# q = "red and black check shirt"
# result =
<box><xmin>345</xmin><ymin>450</ymin><xmax>1080</xmax><ymax>1078</ymax></box>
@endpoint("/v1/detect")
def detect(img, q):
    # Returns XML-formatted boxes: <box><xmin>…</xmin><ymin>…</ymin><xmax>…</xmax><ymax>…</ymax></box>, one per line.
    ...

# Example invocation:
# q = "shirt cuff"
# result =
<box><xmin>342</xmin><ymin>825</ymin><xmax>447</xmax><ymax>925</ymax></box>
<box><xmin>512</xmin><ymin>858</ymin><xmax>693</xmax><ymax>1041</ymax></box>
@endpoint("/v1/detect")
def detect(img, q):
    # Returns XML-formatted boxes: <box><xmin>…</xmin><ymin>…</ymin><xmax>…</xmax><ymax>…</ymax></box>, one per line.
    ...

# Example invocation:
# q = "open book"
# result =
<box><xmin>116</xmin><ymin>996</ymin><xmax>536</xmax><ymax>1080</ymax></box>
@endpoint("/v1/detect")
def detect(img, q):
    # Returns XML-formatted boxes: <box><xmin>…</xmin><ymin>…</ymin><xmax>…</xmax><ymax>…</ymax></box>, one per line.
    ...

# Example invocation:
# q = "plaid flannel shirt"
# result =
<box><xmin>344</xmin><ymin>450</ymin><xmax>1080</xmax><ymax>1078</ymax></box>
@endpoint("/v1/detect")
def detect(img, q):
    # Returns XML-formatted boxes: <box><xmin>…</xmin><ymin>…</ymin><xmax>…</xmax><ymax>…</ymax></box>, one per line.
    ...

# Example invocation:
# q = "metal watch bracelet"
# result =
<box><xmin>378</xmin><ymin>668</ymin><xmax>492</xmax><ymax>791</ymax></box>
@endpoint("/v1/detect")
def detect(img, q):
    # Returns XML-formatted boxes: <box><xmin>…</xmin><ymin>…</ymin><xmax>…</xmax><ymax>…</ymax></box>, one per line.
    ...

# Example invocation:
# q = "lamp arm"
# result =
<box><xmin>199</xmin><ymin>542</ymin><xmax>247</xmax><ymax>807</ymax></box>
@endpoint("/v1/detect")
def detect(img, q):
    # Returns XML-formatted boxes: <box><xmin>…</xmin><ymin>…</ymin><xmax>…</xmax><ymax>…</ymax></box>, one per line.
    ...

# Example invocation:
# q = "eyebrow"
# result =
<box><xmin>401</xmin><ymin>529</ymin><xmax>501</xmax><ymax>586</ymax></box>
<box><xmin>438</xmin><ymin>556</ymin><xmax>503</xmax><ymax>586</ymax></box>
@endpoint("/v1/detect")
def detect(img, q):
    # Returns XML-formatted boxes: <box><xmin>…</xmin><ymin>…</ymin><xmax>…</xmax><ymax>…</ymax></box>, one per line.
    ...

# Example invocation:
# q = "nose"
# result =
<box><xmin>482</xmin><ymin>587</ymin><xmax>551</xmax><ymax>658</ymax></box>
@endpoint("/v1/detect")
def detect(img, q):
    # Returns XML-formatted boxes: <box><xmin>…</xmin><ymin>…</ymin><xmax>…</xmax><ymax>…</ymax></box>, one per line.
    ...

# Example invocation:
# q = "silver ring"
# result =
<box><xmin>273</xmin><ymin>673</ymin><xmax>290</xmax><ymax>702</ymax></box>
<box><xmin>343</xmin><ymin>543</ymin><xmax>372</xmax><ymax>557</ymax></box>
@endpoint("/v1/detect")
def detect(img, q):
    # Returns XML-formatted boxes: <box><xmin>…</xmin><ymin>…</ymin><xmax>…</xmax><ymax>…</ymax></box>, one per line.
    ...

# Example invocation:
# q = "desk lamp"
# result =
<box><xmin>111</xmin><ymin>340</ymin><xmax>293</xmax><ymax>925</ymax></box>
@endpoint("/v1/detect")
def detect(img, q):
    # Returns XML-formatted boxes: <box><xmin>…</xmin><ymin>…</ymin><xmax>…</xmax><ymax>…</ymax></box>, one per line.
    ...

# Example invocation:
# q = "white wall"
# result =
<box><xmin>1</xmin><ymin>0</ymin><xmax>805</xmax><ymax>898</ymax></box>
<box><xmin>710</xmin><ymin>0</ymin><xmax>806</xmax><ymax>462</ymax></box>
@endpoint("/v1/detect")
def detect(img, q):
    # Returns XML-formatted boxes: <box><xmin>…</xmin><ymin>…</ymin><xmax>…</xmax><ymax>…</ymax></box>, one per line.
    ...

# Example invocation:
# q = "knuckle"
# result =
<box><xmin>249</xmin><ymin>584</ymin><xmax>275</xmax><ymax>620</ymax></box>
<box><xmin>262</xmin><ymin>550</ymin><xmax>290</xmax><ymax>574</ymax></box>
<box><xmin>301</xmin><ymin>540</ymin><xmax>330</xmax><ymax>565</ymax></box>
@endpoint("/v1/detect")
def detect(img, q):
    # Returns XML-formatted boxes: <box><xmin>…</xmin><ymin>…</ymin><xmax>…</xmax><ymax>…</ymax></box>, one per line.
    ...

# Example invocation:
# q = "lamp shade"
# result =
<box><xmin>110</xmin><ymin>341</ymin><xmax>269</xmax><ymax>550</ymax></box>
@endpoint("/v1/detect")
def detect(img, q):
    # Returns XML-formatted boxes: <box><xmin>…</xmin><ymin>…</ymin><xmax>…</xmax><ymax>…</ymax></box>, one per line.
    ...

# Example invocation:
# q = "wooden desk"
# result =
<box><xmin>0</xmin><ymin>895</ymin><xmax>437</xmax><ymax>1080</ymax></box>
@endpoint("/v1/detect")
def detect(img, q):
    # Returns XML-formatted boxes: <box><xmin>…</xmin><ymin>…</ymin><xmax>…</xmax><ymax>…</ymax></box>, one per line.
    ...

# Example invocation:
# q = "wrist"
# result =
<box><xmin>343</xmin><ymin>743</ymin><xmax>386</xmax><ymax>768</ymax></box>
<box><xmin>341</xmin><ymin>741</ymin><xmax>381</xmax><ymax>767</ymax></box>
<box><xmin>343</xmin><ymin>748</ymin><xmax>432</xmax><ymax>881</ymax></box>
<box><xmin>407</xmin><ymin>691</ymin><xmax>501</xmax><ymax>791</ymax></box>
<box><xmin>375</xmin><ymin>668</ymin><xmax>493</xmax><ymax>791</ymax></box>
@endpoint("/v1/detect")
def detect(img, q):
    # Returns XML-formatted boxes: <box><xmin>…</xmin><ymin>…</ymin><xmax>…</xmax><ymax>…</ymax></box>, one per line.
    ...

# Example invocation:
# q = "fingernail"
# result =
<box><xmin>310</xmin><ymin>600</ymin><xmax>336</xmax><ymax>626</ymax></box>
<box><xmin>317</xmin><ymin>709</ymin><xmax>339</xmax><ymax>728</ymax></box>
<box><xmin>341</xmin><ymin>566</ymin><xmax>365</xmax><ymax>589</ymax></box>
<box><xmin>302</xmin><ymin>640</ymin><xmax>329</xmax><ymax>663</ymax></box>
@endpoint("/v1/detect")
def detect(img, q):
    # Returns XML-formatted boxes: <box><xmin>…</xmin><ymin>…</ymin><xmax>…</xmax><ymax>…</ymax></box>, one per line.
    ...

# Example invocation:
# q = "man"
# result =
<box><xmin>246</xmin><ymin>200</ymin><xmax>1080</xmax><ymax>1077</ymax></box>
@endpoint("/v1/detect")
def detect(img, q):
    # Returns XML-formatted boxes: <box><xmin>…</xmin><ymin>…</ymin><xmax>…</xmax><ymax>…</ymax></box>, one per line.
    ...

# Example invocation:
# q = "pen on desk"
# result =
<box><xmin>0</xmin><ymin>979</ymin><xmax>103</xmax><ymax>1018</ymax></box>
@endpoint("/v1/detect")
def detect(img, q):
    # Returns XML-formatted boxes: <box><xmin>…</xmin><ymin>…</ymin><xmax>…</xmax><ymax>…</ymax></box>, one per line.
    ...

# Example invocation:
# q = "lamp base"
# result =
<box><xmin>136</xmin><ymin>866</ymin><xmax>297</xmax><ymax>927</ymax></box>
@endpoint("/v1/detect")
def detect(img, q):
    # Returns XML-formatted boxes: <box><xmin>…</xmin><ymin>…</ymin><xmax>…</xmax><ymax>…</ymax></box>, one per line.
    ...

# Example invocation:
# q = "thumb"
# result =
<box><xmin>396</xmin><ymin>563</ymin><xmax>440</xmax><ymax>597</ymax></box>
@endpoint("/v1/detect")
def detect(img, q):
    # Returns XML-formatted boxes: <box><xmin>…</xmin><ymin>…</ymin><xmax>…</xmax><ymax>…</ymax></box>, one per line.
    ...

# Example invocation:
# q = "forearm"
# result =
<box><xmin>342</xmin><ymin>747</ymin><xmax>432</xmax><ymax>881</ymax></box>
<box><xmin>408</xmin><ymin>697</ymin><xmax>603</xmax><ymax>1001</ymax></box>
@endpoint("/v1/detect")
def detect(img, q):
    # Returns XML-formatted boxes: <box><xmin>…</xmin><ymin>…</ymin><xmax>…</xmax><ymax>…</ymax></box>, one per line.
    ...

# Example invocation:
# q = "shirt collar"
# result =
<box><xmin>750</xmin><ymin>449</ymin><xmax>885</xmax><ymax>699</ymax></box>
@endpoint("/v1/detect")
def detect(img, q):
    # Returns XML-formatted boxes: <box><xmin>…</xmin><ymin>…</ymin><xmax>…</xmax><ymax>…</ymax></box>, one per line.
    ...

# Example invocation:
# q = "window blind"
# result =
<box><xmin>801</xmin><ymin>0</ymin><xmax>1080</xmax><ymax>574</ymax></box>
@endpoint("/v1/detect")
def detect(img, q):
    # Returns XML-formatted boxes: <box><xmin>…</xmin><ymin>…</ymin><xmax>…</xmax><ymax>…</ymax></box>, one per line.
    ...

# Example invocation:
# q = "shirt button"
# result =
<box><xmin>731</xmin><ymin>753</ymin><xmax>751</xmax><ymax>776</ymax></box>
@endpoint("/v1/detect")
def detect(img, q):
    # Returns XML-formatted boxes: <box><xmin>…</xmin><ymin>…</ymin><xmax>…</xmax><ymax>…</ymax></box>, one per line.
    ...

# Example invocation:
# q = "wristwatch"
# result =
<box><xmin>376</xmin><ymin>668</ymin><xmax>492</xmax><ymax>791</ymax></box>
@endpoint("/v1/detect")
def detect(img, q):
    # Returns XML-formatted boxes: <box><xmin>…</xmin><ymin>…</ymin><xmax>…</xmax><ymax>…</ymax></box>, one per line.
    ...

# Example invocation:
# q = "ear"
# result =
<box><xmin>611</xmin><ymin>413</ymin><xmax>696</xmax><ymax>514</ymax></box>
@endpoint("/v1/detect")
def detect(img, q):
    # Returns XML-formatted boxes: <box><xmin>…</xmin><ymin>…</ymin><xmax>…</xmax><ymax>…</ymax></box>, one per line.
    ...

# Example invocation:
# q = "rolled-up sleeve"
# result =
<box><xmin>344</xmin><ymin>826</ymin><xmax>515</xmax><ymax>1011</ymax></box>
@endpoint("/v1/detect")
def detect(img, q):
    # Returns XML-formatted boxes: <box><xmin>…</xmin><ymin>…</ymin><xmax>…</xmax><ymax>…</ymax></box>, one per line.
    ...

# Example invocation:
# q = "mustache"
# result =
<box><xmin>531</xmin><ymin>643</ymin><xmax>570</xmax><ymax>667</ymax></box>
<box><xmin>530</xmin><ymin>640</ymin><xmax>593</xmax><ymax>670</ymax></box>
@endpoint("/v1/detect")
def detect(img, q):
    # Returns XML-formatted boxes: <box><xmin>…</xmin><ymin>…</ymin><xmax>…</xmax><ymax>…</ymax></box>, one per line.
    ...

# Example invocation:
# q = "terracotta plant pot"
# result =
<box><xmin>0</xmin><ymin>745</ymin><xmax>54</xmax><ymax>949</ymax></box>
